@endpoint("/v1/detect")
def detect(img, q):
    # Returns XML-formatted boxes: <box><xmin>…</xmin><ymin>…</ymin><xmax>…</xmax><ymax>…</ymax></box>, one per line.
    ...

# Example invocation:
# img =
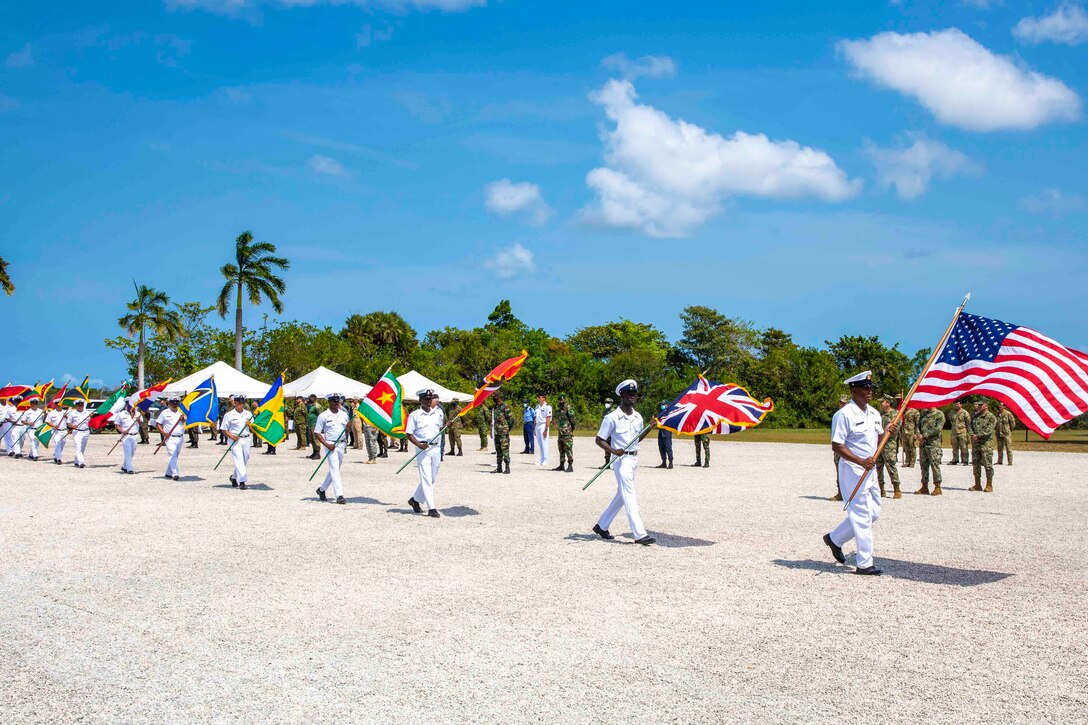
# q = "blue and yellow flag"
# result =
<box><xmin>182</xmin><ymin>376</ymin><xmax>218</xmax><ymax>429</ymax></box>
<box><xmin>251</xmin><ymin>374</ymin><xmax>286</xmax><ymax>446</ymax></box>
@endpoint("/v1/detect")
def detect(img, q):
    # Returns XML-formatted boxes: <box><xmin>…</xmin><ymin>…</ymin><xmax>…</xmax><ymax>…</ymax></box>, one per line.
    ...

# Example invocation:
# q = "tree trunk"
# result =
<box><xmin>138</xmin><ymin>327</ymin><xmax>146</xmax><ymax>390</ymax></box>
<box><xmin>234</xmin><ymin>282</ymin><xmax>243</xmax><ymax>371</ymax></box>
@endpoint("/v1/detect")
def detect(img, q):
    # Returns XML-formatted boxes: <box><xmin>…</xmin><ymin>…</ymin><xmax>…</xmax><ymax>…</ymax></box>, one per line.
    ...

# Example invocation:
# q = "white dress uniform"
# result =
<box><xmin>595</xmin><ymin>406</ymin><xmax>648</xmax><ymax>540</ymax></box>
<box><xmin>66</xmin><ymin>407</ymin><xmax>92</xmax><ymax>466</ymax></box>
<box><xmin>221</xmin><ymin>408</ymin><xmax>254</xmax><ymax>484</ymax></box>
<box><xmin>156</xmin><ymin>407</ymin><xmax>186</xmax><ymax>478</ymax></box>
<box><xmin>534</xmin><ymin>401</ymin><xmax>552</xmax><ymax>465</ymax></box>
<box><xmin>47</xmin><ymin>408</ymin><xmax>67</xmax><ymax>462</ymax></box>
<box><xmin>9</xmin><ymin>405</ymin><xmax>28</xmax><ymax>456</ymax></box>
<box><xmin>314</xmin><ymin>408</ymin><xmax>350</xmax><ymax>499</ymax></box>
<box><xmin>405</xmin><ymin>405</ymin><xmax>446</xmax><ymax>511</ymax></box>
<box><xmin>20</xmin><ymin>408</ymin><xmax>45</xmax><ymax>459</ymax></box>
<box><xmin>829</xmin><ymin>400</ymin><xmax>884</xmax><ymax>569</ymax></box>
<box><xmin>1</xmin><ymin>402</ymin><xmax>18</xmax><ymax>453</ymax></box>
<box><xmin>111</xmin><ymin>409</ymin><xmax>141</xmax><ymax>473</ymax></box>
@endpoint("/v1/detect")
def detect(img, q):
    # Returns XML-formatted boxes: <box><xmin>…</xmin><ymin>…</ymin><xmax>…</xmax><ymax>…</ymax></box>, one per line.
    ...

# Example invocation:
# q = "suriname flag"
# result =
<box><xmin>356</xmin><ymin>369</ymin><xmax>407</xmax><ymax>439</ymax></box>
<box><xmin>251</xmin><ymin>374</ymin><xmax>287</xmax><ymax>446</ymax></box>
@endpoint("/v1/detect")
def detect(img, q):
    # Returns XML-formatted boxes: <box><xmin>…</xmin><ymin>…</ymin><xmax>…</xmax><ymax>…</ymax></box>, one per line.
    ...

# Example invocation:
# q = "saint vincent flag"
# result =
<box><xmin>181</xmin><ymin>376</ymin><xmax>218</xmax><ymax>429</ymax></box>
<box><xmin>251</xmin><ymin>374</ymin><xmax>286</xmax><ymax>446</ymax></box>
<box><xmin>357</xmin><ymin>369</ymin><xmax>407</xmax><ymax>438</ymax></box>
<box><xmin>61</xmin><ymin>376</ymin><xmax>91</xmax><ymax>407</ymax></box>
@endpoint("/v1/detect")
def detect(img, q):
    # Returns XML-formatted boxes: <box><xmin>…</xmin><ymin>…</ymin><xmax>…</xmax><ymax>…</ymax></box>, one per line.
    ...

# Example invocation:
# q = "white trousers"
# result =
<box><xmin>596</xmin><ymin>454</ymin><xmax>647</xmax><ymax>540</ymax></box>
<box><xmin>830</xmin><ymin>461</ymin><xmax>882</xmax><ymax>569</ymax></box>
<box><xmin>164</xmin><ymin>435</ymin><xmax>183</xmax><ymax>477</ymax></box>
<box><xmin>11</xmin><ymin>426</ymin><xmax>26</xmax><ymax>455</ymax></box>
<box><xmin>53</xmin><ymin>431</ymin><xmax>67</xmax><ymax>461</ymax></box>
<box><xmin>1</xmin><ymin>422</ymin><xmax>14</xmax><ymax>452</ymax></box>
<box><xmin>412</xmin><ymin>445</ymin><xmax>442</xmax><ymax>510</ymax></box>
<box><xmin>26</xmin><ymin>434</ymin><xmax>39</xmax><ymax>459</ymax></box>
<box><xmin>535</xmin><ymin>425</ymin><xmax>549</xmax><ymax>464</ymax></box>
<box><xmin>231</xmin><ymin>438</ymin><xmax>252</xmax><ymax>483</ymax></box>
<box><xmin>122</xmin><ymin>436</ymin><xmax>138</xmax><ymax>471</ymax></box>
<box><xmin>71</xmin><ymin>430</ymin><xmax>90</xmax><ymax>465</ymax></box>
<box><xmin>319</xmin><ymin>446</ymin><xmax>346</xmax><ymax>498</ymax></box>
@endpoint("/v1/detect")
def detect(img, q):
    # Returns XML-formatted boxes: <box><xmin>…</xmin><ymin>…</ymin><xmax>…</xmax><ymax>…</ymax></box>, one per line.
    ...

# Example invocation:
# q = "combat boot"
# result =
<box><xmin>829</xmin><ymin>492</ymin><xmax>843</xmax><ymax>501</ymax></box>
<box><xmin>931</xmin><ymin>485</ymin><xmax>942</xmax><ymax>496</ymax></box>
<box><xmin>913</xmin><ymin>484</ymin><xmax>930</xmax><ymax>495</ymax></box>
<box><xmin>892</xmin><ymin>487</ymin><xmax>902</xmax><ymax>499</ymax></box>
<box><xmin>504</xmin><ymin>460</ymin><xmax>510</xmax><ymax>474</ymax></box>
<box><xmin>969</xmin><ymin>481</ymin><xmax>983</xmax><ymax>491</ymax></box>
<box><xmin>565</xmin><ymin>462</ymin><xmax>573</xmax><ymax>473</ymax></box>
<box><xmin>552</xmin><ymin>460</ymin><xmax>565</xmax><ymax>471</ymax></box>
<box><xmin>879</xmin><ymin>483</ymin><xmax>886</xmax><ymax>498</ymax></box>
<box><xmin>984</xmin><ymin>479</ymin><xmax>993</xmax><ymax>493</ymax></box>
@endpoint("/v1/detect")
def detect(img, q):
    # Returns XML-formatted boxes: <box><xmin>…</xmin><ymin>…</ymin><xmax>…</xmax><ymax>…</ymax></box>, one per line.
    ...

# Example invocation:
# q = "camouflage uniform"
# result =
<box><xmin>916</xmin><ymin>408</ymin><xmax>945</xmax><ymax>495</ymax></box>
<box><xmin>554</xmin><ymin>397</ymin><xmax>576</xmax><ymax>472</ymax></box>
<box><xmin>877</xmin><ymin>404</ymin><xmax>901</xmax><ymax>498</ymax></box>
<box><xmin>693</xmin><ymin>433</ymin><xmax>710</xmax><ymax>467</ymax></box>
<box><xmin>491</xmin><ymin>398</ymin><xmax>515</xmax><ymax>473</ymax></box>
<box><xmin>447</xmin><ymin>400</ymin><xmax>464</xmax><ymax>456</ymax></box>
<box><xmin>475</xmin><ymin>407</ymin><xmax>489</xmax><ymax>451</ymax></box>
<box><xmin>970</xmin><ymin>404</ymin><xmax>998</xmax><ymax>492</ymax></box>
<box><xmin>361</xmin><ymin>418</ymin><xmax>379</xmax><ymax>461</ymax></box>
<box><xmin>949</xmin><ymin>406</ymin><xmax>971</xmax><ymax>465</ymax></box>
<box><xmin>900</xmin><ymin>408</ymin><xmax>919</xmax><ymax>467</ymax></box>
<box><xmin>996</xmin><ymin>407</ymin><xmax>1016</xmax><ymax>465</ymax></box>
<box><xmin>291</xmin><ymin>400</ymin><xmax>308</xmax><ymax>448</ymax></box>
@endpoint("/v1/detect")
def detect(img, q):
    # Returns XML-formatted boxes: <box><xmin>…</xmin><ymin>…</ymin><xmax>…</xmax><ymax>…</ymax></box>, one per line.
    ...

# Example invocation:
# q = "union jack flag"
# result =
<box><xmin>657</xmin><ymin>376</ymin><xmax>774</xmax><ymax>435</ymax></box>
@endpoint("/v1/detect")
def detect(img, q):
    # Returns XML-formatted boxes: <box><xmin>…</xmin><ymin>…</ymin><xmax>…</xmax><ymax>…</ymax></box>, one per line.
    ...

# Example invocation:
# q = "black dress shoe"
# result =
<box><xmin>592</xmin><ymin>524</ymin><xmax>614</xmax><ymax>540</ymax></box>
<box><xmin>316</xmin><ymin>488</ymin><xmax>327</xmax><ymax>501</ymax></box>
<box><xmin>230</xmin><ymin>477</ymin><xmax>238</xmax><ymax>487</ymax></box>
<box><xmin>408</xmin><ymin>497</ymin><xmax>422</xmax><ymax>513</ymax></box>
<box><xmin>239</xmin><ymin>482</ymin><xmax>247</xmax><ymax>490</ymax></box>
<box><xmin>854</xmin><ymin>566</ymin><xmax>883</xmax><ymax>576</ymax></box>
<box><xmin>427</xmin><ymin>509</ymin><xmax>441</xmax><ymax>518</ymax></box>
<box><xmin>54</xmin><ymin>459</ymin><xmax>62</xmax><ymax>465</ymax></box>
<box><xmin>172</xmin><ymin>475</ymin><xmax>180</xmax><ymax>481</ymax></box>
<box><xmin>823</xmin><ymin>533</ymin><xmax>846</xmax><ymax>564</ymax></box>
<box><xmin>635</xmin><ymin>536</ymin><xmax>656</xmax><ymax>545</ymax></box>
<box><xmin>335</xmin><ymin>496</ymin><xmax>346</xmax><ymax>505</ymax></box>
<box><xmin>78</xmin><ymin>463</ymin><xmax>86</xmax><ymax>469</ymax></box>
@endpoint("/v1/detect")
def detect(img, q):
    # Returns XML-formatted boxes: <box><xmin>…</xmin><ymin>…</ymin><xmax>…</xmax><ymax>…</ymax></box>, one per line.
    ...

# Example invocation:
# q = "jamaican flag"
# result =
<box><xmin>251</xmin><ymin>374</ymin><xmax>286</xmax><ymax>446</ymax></box>
<box><xmin>61</xmin><ymin>376</ymin><xmax>91</xmax><ymax>407</ymax></box>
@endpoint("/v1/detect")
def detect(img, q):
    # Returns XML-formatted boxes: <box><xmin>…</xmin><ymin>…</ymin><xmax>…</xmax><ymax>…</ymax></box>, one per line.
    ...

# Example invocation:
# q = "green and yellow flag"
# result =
<box><xmin>61</xmin><ymin>376</ymin><xmax>91</xmax><ymax>407</ymax></box>
<box><xmin>251</xmin><ymin>374</ymin><xmax>286</xmax><ymax>446</ymax></box>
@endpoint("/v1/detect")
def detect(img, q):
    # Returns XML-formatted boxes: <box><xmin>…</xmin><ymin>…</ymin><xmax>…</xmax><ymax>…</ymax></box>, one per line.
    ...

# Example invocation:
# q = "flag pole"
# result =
<box><xmin>395</xmin><ymin>423</ymin><xmax>449</xmax><ymax>475</ymax></box>
<box><xmin>843</xmin><ymin>293</ymin><xmax>971</xmax><ymax>509</ymax></box>
<box><xmin>12</xmin><ymin>410</ymin><xmax>45</xmax><ymax>449</ymax></box>
<box><xmin>107</xmin><ymin>413</ymin><xmax>142</xmax><ymax>456</ymax></box>
<box><xmin>582</xmin><ymin>420</ymin><xmax>657</xmax><ymax>491</ymax></box>
<box><xmin>154</xmin><ymin>416</ymin><xmax>185</xmax><ymax>455</ymax></box>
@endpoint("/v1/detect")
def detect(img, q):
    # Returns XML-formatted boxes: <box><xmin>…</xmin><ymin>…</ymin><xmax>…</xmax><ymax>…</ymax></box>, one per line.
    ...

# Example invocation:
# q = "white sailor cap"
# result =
<box><xmin>615</xmin><ymin>379</ymin><xmax>638</xmax><ymax>396</ymax></box>
<box><xmin>230</xmin><ymin>393</ymin><xmax>247</xmax><ymax>401</ymax></box>
<box><xmin>416</xmin><ymin>388</ymin><xmax>438</xmax><ymax>400</ymax></box>
<box><xmin>844</xmin><ymin>370</ymin><xmax>874</xmax><ymax>388</ymax></box>
<box><xmin>326</xmin><ymin>392</ymin><xmax>343</xmax><ymax>402</ymax></box>
<box><xmin>73</xmin><ymin>397</ymin><xmax>86</xmax><ymax>405</ymax></box>
<box><xmin>167</xmin><ymin>394</ymin><xmax>182</xmax><ymax>403</ymax></box>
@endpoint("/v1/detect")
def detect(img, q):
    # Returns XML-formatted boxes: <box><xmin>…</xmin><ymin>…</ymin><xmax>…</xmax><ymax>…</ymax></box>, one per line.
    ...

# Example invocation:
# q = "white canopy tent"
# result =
<box><xmin>163</xmin><ymin>360</ymin><xmax>271</xmax><ymax>399</ymax></box>
<box><xmin>396</xmin><ymin>370</ymin><xmax>472</xmax><ymax>403</ymax></box>
<box><xmin>283</xmin><ymin>366</ymin><xmax>372</xmax><ymax>399</ymax></box>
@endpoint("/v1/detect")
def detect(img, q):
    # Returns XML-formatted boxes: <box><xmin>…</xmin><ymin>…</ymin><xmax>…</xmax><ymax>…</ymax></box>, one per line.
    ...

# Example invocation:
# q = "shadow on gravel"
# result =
<box><xmin>344</xmin><ymin>496</ymin><xmax>392</xmax><ymax>505</ymax></box>
<box><xmin>772</xmin><ymin>558</ymin><xmax>1014</xmax><ymax>586</ymax></box>
<box><xmin>564</xmin><ymin>532</ymin><xmax>715</xmax><ymax>548</ymax></box>
<box><xmin>441</xmin><ymin>506</ymin><xmax>480</xmax><ymax>518</ymax></box>
<box><xmin>212</xmin><ymin>483</ymin><xmax>274</xmax><ymax>491</ymax></box>
<box><xmin>799</xmin><ymin>495</ymin><xmax>835</xmax><ymax>501</ymax></box>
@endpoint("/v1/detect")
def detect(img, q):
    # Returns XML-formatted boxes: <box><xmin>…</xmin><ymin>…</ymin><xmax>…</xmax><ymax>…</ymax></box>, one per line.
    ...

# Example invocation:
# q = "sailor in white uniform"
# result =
<box><xmin>45</xmin><ymin>402</ymin><xmax>68</xmax><ymax>464</ymax></box>
<box><xmin>221</xmin><ymin>393</ymin><xmax>254</xmax><ymax>490</ymax></box>
<box><xmin>592</xmin><ymin>379</ymin><xmax>656</xmax><ymax>546</ymax></box>
<box><xmin>19</xmin><ymin>398</ymin><xmax>46</xmax><ymax>461</ymax></box>
<box><xmin>314</xmin><ymin>393</ymin><xmax>350</xmax><ymax>505</ymax></box>
<box><xmin>534</xmin><ymin>393</ymin><xmax>552</xmax><ymax>466</ymax></box>
<box><xmin>66</xmin><ymin>399</ymin><xmax>92</xmax><ymax>468</ymax></box>
<box><xmin>111</xmin><ymin>401</ymin><xmax>141</xmax><ymax>474</ymax></box>
<box><xmin>155</xmin><ymin>395</ymin><xmax>187</xmax><ymax>480</ymax></box>
<box><xmin>1</xmin><ymin>397</ymin><xmax>19</xmax><ymax>454</ymax></box>
<box><xmin>406</xmin><ymin>388</ymin><xmax>446</xmax><ymax>518</ymax></box>
<box><xmin>823</xmin><ymin>370</ymin><xmax>893</xmax><ymax>576</ymax></box>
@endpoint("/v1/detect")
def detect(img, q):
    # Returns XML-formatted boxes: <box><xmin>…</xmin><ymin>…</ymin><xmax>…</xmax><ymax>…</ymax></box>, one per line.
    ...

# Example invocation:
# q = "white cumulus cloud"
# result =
<box><xmin>1014</xmin><ymin>3</ymin><xmax>1088</xmax><ymax>45</ymax></box>
<box><xmin>581</xmin><ymin>79</ymin><xmax>860</xmax><ymax>238</ymax></box>
<box><xmin>484</xmin><ymin>242</ymin><xmax>535</xmax><ymax>279</ymax></box>
<box><xmin>600</xmin><ymin>53</ymin><xmax>677</xmax><ymax>80</ymax></box>
<box><xmin>838</xmin><ymin>28</ymin><xmax>1081</xmax><ymax>131</ymax></box>
<box><xmin>484</xmin><ymin>179</ymin><xmax>552</xmax><ymax>225</ymax></box>
<box><xmin>308</xmin><ymin>154</ymin><xmax>350</xmax><ymax>178</ymax></box>
<box><xmin>864</xmin><ymin>134</ymin><xmax>983</xmax><ymax>200</ymax></box>
<box><xmin>1018</xmin><ymin>188</ymin><xmax>1086</xmax><ymax>215</ymax></box>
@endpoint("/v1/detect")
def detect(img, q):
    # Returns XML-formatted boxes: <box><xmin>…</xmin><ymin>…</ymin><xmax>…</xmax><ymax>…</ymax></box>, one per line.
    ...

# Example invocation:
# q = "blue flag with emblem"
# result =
<box><xmin>181</xmin><ymin>376</ymin><xmax>218</xmax><ymax>429</ymax></box>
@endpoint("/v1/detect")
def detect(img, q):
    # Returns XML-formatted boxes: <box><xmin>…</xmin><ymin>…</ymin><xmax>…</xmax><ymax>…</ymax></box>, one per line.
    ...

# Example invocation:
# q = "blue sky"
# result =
<box><xmin>2</xmin><ymin>0</ymin><xmax>1086</xmax><ymax>385</ymax></box>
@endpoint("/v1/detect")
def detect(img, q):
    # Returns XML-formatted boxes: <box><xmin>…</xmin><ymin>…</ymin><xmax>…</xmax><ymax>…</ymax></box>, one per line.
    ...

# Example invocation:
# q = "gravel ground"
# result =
<box><xmin>1</xmin><ymin>435</ymin><xmax>1085</xmax><ymax>723</ymax></box>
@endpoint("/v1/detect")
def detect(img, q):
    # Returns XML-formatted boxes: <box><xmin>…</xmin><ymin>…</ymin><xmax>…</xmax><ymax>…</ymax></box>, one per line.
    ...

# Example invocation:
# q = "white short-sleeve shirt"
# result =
<box><xmin>596</xmin><ymin>407</ymin><xmax>644</xmax><ymax>452</ymax></box>
<box><xmin>20</xmin><ymin>409</ymin><xmax>44</xmax><ymax>427</ymax></box>
<box><xmin>831</xmin><ymin>400</ymin><xmax>884</xmax><ymax>463</ymax></box>
<box><xmin>46</xmin><ymin>409</ymin><xmax>66</xmax><ymax>429</ymax></box>
<box><xmin>221</xmin><ymin>409</ymin><xmax>253</xmax><ymax>438</ymax></box>
<box><xmin>314</xmin><ymin>408</ymin><xmax>350</xmax><ymax>448</ymax></box>
<box><xmin>155</xmin><ymin>408</ymin><xmax>186</xmax><ymax>436</ymax></box>
<box><xmin>67</xmin><ymin>408</ymin><xmax>91</xmax><ymax>431</ymax></box>
<box><xmin>405</xmin><ymin>406</ymin><xmax>445</xmax><ymax>442</ymax></box>
<box><xmin>534</xmin><ymin>403</ymin><xmax>552</xmax><ymax>427</ymax></box>
<box><xmin>112</xmin><ymin>410</ymin><xmax>140</xmax><ymax>437</ymax></box>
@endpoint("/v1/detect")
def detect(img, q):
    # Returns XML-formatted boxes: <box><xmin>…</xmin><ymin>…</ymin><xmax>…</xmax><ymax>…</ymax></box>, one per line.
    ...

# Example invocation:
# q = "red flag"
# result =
<box><xmin>47</xmin><ymin>384</ymin><xmax>68</xmax><ymax>409</ymax></box>
<box><xmin>0</xmin><ymin>384</ymin><xmax>31</xmax><ymax>400</ymax></box>
<box><xmin>457</xmin><ymin>351</ymin><xmax>528</xmax><ymax>418</ymax></box>
<box><xmin>457</xmin><ymin>381</ymin><xmax>501</xmax><ymax>418</ymax></box>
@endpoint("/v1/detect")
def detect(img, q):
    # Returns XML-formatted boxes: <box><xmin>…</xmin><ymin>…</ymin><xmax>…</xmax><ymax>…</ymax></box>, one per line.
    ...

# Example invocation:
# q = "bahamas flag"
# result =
<box><xmin>181</xmin><ymin>376</ymin><xmax>218</xmax><ymax>429</ymax></box>
<box><xmin>357</xmin><ymin>369</ymin><xmax>407</xmax><ymax>438</ymax></box>
<box><xmin>61</xmin><ymin>376</ymin><xmax>91</xmax><ymax>407</ymax></box>
<box><xmin>251</xmin><ymin>374</ymin><xmax>286</xmax><ymax>446</ymax></box>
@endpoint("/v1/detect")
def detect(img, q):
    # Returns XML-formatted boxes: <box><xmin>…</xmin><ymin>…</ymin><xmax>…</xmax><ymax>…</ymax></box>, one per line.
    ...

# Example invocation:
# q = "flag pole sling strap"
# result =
<box><xmin>844</xmin><ymin>293</ymin><xmax>971</xmax><ymax>509</ymax></box>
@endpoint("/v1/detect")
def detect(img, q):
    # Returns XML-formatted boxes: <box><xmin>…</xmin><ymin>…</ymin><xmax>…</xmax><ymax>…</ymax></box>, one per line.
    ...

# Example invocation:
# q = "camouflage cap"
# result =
<box><xmin>839</xmin><ymin>395</ymin><xmax>850</xmax><ymax>404</ymax></box>
<box><xmin>881</xmin><ymin>395</ymin><xmax>896</xmax><ymax>404</ymax></box>
<box><xmin>557</xmin><ymin>393</ymin><xmax>566</xmax><ymax>400</ymax></box>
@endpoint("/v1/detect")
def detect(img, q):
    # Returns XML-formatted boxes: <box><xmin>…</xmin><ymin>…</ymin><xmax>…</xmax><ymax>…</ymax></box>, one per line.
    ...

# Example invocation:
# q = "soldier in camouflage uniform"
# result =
<box><xmin>996</xmin><ymin>402</ymin><xmax>1016</xmax><ymax>465</ymax></box>
<box><xmin>900</xmin><ymin>407</ymin><xmax>919</xmax><ymax>467</ymax></box>
<box><xmin>552</xmin><ymin>394</ymin><xmax>576</xmax><ymax>473</ymax></box>
<box><xmin>475</xmin><ymin>406</ymin><xmax>489</xmax><ymax>451</ymax></box>
<box><xmin>830</xmin><ymin>396</ymin><xmax>848</xmax><ymax>501</ymax></box>
<box><xmin>969</xmin><ymin>399</ymin><xmax>997</xmax><ymax>492</ymax></box>
<box><xmin>949</xmin><ymin>400</ymin><xmax>971</xmax><ymax>465</ymax></box>
<box><xmin>693</xmin><ymin>433</ymin><xmax>710</xmax><ymax>468</ymax></box>
<box><xmin>447</xmin><ymin>398</ymin><xmax>464</xmax><ymax>456</ymax></box>
<box><xmin>914</xmin><ymin>407</ymin><xmax>945</xmax><ymax>496</ymax></box>
<box><xmin>490</xmin><ymin>390</ymin><xmax>515</xmax><ymax>474</ymax></box>
<box><xmin>876</xmin><ymin>396</ymin><xmax>901</xmax><ymax>498</ymax></box>
<box><xmin>292</xmin><ymin>398</ymin><xmax>309</xmax><ymax>450</ymax></box>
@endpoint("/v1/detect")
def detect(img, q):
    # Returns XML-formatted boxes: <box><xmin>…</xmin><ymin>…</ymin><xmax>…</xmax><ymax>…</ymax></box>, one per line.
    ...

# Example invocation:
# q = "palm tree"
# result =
<box><xmin>216</xmin><ymin>231</ymin><xmax>289</xmax><ymax>371</ymax></box>
<box><xmin>0</xmin><ymin>256</ymin><xmax>13</xmax><ymax>296</ymax></box>
<box><xmin>119</xmin><ymin>283</ymin><xmax>184</xmax><ymax>389</ymax></box>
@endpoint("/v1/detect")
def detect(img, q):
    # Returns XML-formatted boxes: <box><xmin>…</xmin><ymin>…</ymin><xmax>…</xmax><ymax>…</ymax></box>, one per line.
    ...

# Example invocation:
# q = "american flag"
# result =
<box><xmin>911</xmin><ymin>312</ymin><xmax>1088</xmax><ymax>438</ymax></box>
<box><xmin>657</xmin><ymin>376</ymin><xmax>774</xmax><ymax>435</ymax></box>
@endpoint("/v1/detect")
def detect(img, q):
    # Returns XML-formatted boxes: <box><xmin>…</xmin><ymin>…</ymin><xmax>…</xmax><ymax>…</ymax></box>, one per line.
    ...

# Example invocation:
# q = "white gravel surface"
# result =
<box><xmin>1</xmin><ymin>435</ymin><xmax>1085</xmax><ymax>723</ymax></box>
